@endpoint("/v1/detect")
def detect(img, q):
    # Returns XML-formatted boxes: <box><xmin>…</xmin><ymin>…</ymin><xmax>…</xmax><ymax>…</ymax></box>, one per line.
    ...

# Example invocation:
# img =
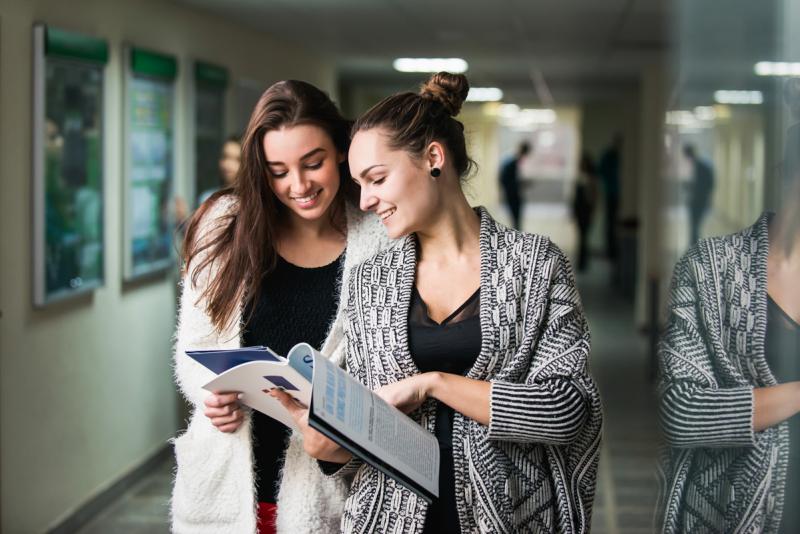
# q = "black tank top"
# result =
<box><xmin>408</xmin><ymin>286</ymin><xmax>481</xmax><ymax>533</ymax></box>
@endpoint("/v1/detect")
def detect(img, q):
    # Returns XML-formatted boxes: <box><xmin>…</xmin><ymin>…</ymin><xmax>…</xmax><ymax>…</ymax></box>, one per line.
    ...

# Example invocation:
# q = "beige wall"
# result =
<box><xmin>0</xmin><ymin>1</ymin><xmax>334</xmax><ymax>532</ymax></box>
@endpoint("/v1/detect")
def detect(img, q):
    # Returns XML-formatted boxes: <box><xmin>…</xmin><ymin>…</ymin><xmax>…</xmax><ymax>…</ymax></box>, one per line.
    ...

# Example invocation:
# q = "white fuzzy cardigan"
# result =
<box><xmin>170</xmin><ymin>196</ymin><xmax>390</xmax><ymax>533</ymax></box>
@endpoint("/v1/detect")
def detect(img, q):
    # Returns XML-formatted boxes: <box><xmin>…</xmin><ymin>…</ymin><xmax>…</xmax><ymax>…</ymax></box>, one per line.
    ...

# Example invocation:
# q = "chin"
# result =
<box><xmin>385</xmin><ymin>223</ymin><xmax>411</xmax><ymax>240</ymax></box>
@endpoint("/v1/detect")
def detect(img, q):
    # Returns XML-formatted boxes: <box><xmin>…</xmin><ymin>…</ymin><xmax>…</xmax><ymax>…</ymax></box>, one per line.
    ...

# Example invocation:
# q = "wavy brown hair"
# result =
<box><xmin>182</xmin><ymin>80</ymin><xmax>356</xmax><ymax>333</ymax></box>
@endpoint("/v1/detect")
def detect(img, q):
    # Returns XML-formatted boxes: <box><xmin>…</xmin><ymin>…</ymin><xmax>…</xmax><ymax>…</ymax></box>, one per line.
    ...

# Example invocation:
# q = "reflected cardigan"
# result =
<box><xmin>333</xmin><ymin>208</ymin><xmax>603</xmax><ymax>533</ymax></box>
<box><xmin>657</xmin><ymin>213</ymin><xmax>789</xmax><ymax>533</ymax></box>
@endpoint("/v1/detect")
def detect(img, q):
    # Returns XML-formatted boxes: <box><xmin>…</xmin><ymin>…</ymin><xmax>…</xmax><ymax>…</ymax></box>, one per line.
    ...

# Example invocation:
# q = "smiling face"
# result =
<box><xmin>263</xmin><ymin>124</ymin><xmax>343</xmax><ymax>223</ymax></box>
<box><xmin>349</xmin><ymin>128</ymin><xmax>441</xmax><ymax>239</ymax></box>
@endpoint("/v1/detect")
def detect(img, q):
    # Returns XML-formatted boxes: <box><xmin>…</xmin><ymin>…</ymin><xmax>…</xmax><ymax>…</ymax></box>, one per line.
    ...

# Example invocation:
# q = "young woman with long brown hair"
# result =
<box><xmin>170</xmin><ymin>80</ymin><xmax>389</xmax><ymax>534</ymax></box>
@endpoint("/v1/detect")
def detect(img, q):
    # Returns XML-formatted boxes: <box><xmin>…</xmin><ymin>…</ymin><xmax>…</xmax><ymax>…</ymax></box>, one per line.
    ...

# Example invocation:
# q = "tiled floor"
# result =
<box><xmin>76</xmin><ymin>456</ymin><xmax>173</xmax><ymax>534</ymax></box>
<box><xmin>77</xmin><ymin>205</ymin><xmax>660</xmax><ymax>533</ymax></box>
<box><xmin>581</xmin><ymin>260</ymin><xmax>660</xmax><ymax>533</ymax></box>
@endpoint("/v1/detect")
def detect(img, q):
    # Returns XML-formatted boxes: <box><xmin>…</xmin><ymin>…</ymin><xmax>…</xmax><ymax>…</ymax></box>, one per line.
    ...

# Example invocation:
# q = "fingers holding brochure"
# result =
<box><xmin>270</xmin><ymin>389</ymin><xmax>352</xmax><ymax>464</ymax></box>
<box><xmin>203</xmin><ymin>391</ymin><xmax>244</xmax><ymax>433</ymax></box>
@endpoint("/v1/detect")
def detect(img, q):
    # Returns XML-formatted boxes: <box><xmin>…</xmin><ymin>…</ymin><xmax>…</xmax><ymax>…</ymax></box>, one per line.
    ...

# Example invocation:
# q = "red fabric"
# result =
<box><xmin>257</xmin><ymin>502</ymin><xmax>277</xmax><ymax>534</ymax></box>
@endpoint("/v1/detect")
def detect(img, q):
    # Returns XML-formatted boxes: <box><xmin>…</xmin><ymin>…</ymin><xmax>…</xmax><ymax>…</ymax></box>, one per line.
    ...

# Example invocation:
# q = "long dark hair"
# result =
<box><xmin>182</xmin><ymin>80</ymin><xmax>356</xmax><ymax>333</ymax></box>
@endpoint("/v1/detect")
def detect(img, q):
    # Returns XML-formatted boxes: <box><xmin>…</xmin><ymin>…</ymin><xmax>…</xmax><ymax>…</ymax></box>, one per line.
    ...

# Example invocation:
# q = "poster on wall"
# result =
<box><xmin>193</xmin><ymin>61</ymin><xmax>228</xmax><ymax>207</ymax></box>
<box><xmin>32</xmin><ymin>24</ymin><xmax>108</xmax><ymax>306</ymax></box>
<box><xmin>123</xmin><ymin>47</ymin><xmax>177</xmax><ymax>281</ymax></box>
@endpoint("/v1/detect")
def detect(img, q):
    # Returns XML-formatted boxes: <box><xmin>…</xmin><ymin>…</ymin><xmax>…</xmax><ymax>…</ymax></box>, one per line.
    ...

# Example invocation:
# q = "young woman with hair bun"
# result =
<box><xmin>276</xmin><ymin>72</ymin><xmax>603</xmax><ymax>533</ymax></box>
<box><xmin>171</xmin><ymin>80</ymin><xmax>391</xmax><ymax>534</ymax></box>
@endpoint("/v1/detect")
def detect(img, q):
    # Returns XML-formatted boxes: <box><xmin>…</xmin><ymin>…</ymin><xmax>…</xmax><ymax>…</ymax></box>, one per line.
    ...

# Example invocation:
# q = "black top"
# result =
<box><xmin>242</xmin><ymin>252</ymin><xmax>344</xmax><ymax>504</ymax></box>
<box><xmin>764</xmin><ymin>295</ymin><xmax>800</xmax><ymax>534</ymax></box>
<box><xmin>408</xmin><ymin>286</ymin><xmax>481</xmax><ymax>533</ymax></box>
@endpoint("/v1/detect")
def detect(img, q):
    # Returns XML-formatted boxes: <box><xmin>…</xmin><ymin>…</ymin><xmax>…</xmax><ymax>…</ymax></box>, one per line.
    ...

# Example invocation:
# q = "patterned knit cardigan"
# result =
<box><xmin>656</xmin><ymin>213</ymin><xmax>789</xmax><ymax>533</ymax></box>
<box><xmin>333</xmin><ymin>208</ymin><xmax>603</xmax><ymax>533</ymax></box>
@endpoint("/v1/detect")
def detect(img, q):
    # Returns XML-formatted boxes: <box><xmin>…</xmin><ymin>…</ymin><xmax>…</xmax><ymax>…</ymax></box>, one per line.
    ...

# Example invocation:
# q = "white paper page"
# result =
<box><xmin>312</xmin><ymin>355</ymin><xmax>440</xmax><ymax>497</ymax></box>
<box><xmin>203</xmin><ymin>360</ymin><xmax>311</xmax><ymax>430</ymax></box>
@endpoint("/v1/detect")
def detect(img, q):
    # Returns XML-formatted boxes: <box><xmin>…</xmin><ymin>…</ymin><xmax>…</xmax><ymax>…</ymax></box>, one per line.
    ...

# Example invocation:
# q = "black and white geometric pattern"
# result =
<box><xmin>334</xmin><ymin>207</ymin><xmax>603</xmax><ymax>533</ymax></box>
<box><xmin>657</xmin><ymin>213</ymin><xmax>789</xmax><ymax>534</ymax></box>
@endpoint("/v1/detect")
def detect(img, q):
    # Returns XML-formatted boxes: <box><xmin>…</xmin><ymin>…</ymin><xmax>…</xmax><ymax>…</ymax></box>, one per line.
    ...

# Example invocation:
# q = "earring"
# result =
<box><xmin>430</xmin><ymin>167</ymin><xmax>441</xmax><ymax>178</ymax></box>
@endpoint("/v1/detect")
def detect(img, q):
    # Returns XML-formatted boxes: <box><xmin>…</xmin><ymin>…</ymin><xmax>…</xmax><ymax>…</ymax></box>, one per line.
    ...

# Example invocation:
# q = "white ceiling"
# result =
<box><xmin>176</xmin><ymin>0</ymin><xmax>674</xmax><ymax>105</ymax></box>
<box><xmin>172</xmin><ymin>0</ymin><xmax>790</xmax><ymax>109</ymax></box>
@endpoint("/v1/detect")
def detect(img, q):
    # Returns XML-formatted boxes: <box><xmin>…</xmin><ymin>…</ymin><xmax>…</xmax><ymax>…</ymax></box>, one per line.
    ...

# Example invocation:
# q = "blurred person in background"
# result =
<box><xmin>572</xmin><ymin>152</ymin><xmax>599</xmax><ymax>272</ymax></box>
<box><xmin>598</xmin><ymin>134</ymin><xmax>622</xmax><ymax>259</ymax></box>
<box><xmin>171</xmin><ymin>80</ymin><xmax>390</xmax><ymax>534</ymax></box>
<box><xmin>498</xmin><ymin>140</ymin><xmax>531</xmax><ymax>230</ymax></box>
<box><xmin>683</xmin><ymin>143</ymin><xmax>715</xmax><ymax>245</ymax></box>
<box><xmin>276</xmin><ymin>72</ymin><xmax>603</xmax><ymax>533</ymax></box>
<box><xmin>657</xmin><ymin>94</ymin><xmax>800</xmax><ymax>532</ymax></box>
<box><xmin>198</xmin><ymin>134</ymin><xmax>242</xmax><ymax>206</ymax></box>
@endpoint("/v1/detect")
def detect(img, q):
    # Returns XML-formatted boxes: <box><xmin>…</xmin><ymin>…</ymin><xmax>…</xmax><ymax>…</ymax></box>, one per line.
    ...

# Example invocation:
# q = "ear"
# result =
<box><xmin>425</xmin><ymin>141</ymin><xmax>446</xmax><ymax>172</ymax></box>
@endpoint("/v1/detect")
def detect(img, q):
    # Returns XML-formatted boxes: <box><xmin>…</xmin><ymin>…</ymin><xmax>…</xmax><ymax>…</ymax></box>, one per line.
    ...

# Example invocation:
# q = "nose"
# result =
<box><xmin>288</xmin><ymin>170</ymin><xmax>311</xmax><ymax>194</ymax></box>
<box><xmin>359</xmin><ymin>185</ymin><xmax>378</xmax><ymax>212</ymax></box>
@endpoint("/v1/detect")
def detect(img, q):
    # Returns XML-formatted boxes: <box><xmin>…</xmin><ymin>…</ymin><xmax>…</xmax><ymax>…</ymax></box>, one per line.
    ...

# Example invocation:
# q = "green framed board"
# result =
<box><xmin>122</xmin><ymin>47</ymin><xmax>177</xmax><ymax>280</ymax></box>
<box><xmin>193</xmin><ymin>61</ymin><xmax>228</xmax><ymax>206</ymax></box>
<box><xmin>32</xmin><ymin>24</ymin><xmax>107</xmax><ymax>306</ymax></box>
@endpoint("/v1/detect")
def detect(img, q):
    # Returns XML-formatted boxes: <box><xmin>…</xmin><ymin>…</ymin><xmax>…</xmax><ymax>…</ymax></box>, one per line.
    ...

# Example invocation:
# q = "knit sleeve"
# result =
<box><xmin>657</xmin><ymin>254</ymin><xmax>755</xmax><ymax>448</ymax></box>
<box><xmin>487</xmin><ymin>245</ymin><xmax>592</xmax><ymax>445</ymax></box>
<box><xmin>319</xmin><ymin>267</ymin><xmax>366</xmax><ymax>478</ymax></box>
<box><xmin>173</xmin><ymin>196</ymin><xmax>238</xmax><ymax>409</ymax></box>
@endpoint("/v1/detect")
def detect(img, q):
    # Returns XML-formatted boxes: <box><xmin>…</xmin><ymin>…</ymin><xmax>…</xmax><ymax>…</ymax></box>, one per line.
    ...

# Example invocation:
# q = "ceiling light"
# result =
<box><xmin>713</xmin><ymin>90</ymin><xmax>764</xmax><ymax>104</ymax></box>
<box><xmin>466</xmin><ymin>87</ymin><xmax>503</xmax><ymax>102</ymax></box>
<box><xmin>754</xmin><ymin>61</ymin><xmax>800</xmax><ymax>76</ymax></box>
<box><xmin>498</xmin><ymin>103</ymin><xmax>520</xmax><ymax>118</ymax></box>
<box><xmin>693</xmin><ymin>106</ymin><xmax>717</xmax><ymax>121</ymax></box>
<box><xmin>392</xmin><ymin>58</ymin><xmax>468</xmax><ymax>73</ymax></box>
<box><xmin>518</xmin><ymin>108</ymin><xmax>556</xmax><ymax>123</ymax></box>
<box><xmin>501</xmin><ymin>107</ymin><xmax>557</xmax><ymax>128</ymax></box>
<box><xmin>665</xmin><ymin>110</ymin><xmax>698</xmax><ymax>127</ymax></box>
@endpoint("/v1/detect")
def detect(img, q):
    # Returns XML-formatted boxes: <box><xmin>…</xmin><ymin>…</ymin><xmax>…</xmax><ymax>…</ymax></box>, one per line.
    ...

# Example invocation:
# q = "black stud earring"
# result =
<box><xmin>430</xmin><ymin>167</ymin><xmax>441</xmax><ymax>178</ymax></box>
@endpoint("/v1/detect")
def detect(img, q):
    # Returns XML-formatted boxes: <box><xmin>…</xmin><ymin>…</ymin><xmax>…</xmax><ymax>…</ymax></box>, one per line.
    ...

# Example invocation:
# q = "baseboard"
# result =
<box><xmin>46</xmin><ymin>444</ymin><xmax>173</xmax><ymax>534</ymax></box>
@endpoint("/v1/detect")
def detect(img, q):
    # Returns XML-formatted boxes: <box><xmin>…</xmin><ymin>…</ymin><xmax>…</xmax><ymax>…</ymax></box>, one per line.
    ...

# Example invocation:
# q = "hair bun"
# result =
<box><xmin>419</xmin><ymin>72</ymin><xmax>469</xmax><ymax>116</ymax></box>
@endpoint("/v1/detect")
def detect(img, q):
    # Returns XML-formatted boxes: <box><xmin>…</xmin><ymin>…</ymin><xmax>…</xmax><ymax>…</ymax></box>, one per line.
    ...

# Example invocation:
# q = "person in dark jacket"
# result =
<box><xmin>498</xmin><ymin>141</ymin><xmax>531</xmax><ymax>230</ymax></box>
<box><xmin>683</xmin><ymin>144</ymin><xmax>715</xmax><ymax>245</ymax></box>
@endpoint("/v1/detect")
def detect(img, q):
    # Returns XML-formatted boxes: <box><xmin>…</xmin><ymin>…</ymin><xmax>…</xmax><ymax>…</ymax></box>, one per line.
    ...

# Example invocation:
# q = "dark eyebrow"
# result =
<box><xmin>266</xmin><ymin>147</ymin><xmax>326</xmax><ymax>165</ymax></box>
<box><xmin>359</xmin><ymin>164</ymin><xmax>386</xmax><ymax>178</ymax></box>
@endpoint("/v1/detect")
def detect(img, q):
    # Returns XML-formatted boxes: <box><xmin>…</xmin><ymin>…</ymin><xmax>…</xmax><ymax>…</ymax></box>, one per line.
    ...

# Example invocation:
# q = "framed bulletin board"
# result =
<box><xmin>193</xmin><ymin>61</ymin><xmax>228</xmax><ymax>206</ymax></box>
<box><xmin>122</xmin><ymin>47</ymin><xmax>177</xmax><ymax>280</ymax></box>
<box><xmin>32</xmin><ymin>24</ymin><xmax>108</xmax><ymax>306</ymax></box>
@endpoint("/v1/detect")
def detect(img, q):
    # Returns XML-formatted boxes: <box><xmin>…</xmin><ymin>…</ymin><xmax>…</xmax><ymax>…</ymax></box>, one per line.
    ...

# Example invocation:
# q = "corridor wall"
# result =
<box><xmin>0</xmin><ymin>0</ymin><xmax>335</xmax><ymax>531</ymax></box>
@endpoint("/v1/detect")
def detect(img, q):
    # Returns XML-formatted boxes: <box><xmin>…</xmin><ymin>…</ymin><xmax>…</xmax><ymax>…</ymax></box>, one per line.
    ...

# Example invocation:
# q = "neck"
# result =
<box><xmin>770</xmin><ymin>204</ymin><xmax>800</xmax><ymax>265</ymax></box>
<box><xmin>281</xmin><ymin>209</ymin><xmax>340</xmax><ymax>241</ymax></box>
<box><xmin>416</xmin><ymin>188</ymin><xmax>481</xmax><ymax>263</ymax></box>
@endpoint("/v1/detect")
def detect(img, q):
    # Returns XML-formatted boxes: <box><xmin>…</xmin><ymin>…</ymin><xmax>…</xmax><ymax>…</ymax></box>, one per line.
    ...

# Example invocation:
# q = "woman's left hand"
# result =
<box><xmin>375</xmin><ymin>373</ymin><xmax>437</xmax><ymax>414</ymax></box>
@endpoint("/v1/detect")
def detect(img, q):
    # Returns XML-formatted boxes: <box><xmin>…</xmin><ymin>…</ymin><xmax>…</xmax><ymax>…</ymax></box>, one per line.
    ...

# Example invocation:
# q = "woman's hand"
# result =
<box><xmin>270</xmin><ymin>389</ymin><xmax>352</xmax><ymax>464</ymax></box>
<box><xmin>375</xmin><ymin>373</ymin><xmax>436</xmax><ymax>414</ymax></box>
<box><xmin>204</xmin><ymin>391</ymin><xmax>244</xmax><ymax>433</ymax></box>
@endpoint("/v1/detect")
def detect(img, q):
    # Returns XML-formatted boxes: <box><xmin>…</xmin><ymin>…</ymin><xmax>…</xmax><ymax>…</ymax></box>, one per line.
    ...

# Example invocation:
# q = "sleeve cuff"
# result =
<box><xmin>317</xmin><ymin>455</ymin><xmax>363</xmax><ymax>478</ymax></box>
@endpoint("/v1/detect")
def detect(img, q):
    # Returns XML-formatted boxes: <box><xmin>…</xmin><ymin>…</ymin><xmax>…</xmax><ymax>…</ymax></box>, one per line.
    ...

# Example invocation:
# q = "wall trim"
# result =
<box><xmin>46</xmin><ymin>444</ymin><xmax>172</xmax><ymax>534</ymax></box>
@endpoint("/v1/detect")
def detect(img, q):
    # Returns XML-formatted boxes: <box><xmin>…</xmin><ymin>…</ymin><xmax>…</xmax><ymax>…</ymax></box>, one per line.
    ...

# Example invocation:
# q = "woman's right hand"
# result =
<box><xmin>270</xmin><ymin>389</ymin><xmax>352</xmax><ymax>463</ymax></box>
<box><xmin>203</xmin><ymin>391</ymin><xmax>244</xmax><ymax>433</ymax></box>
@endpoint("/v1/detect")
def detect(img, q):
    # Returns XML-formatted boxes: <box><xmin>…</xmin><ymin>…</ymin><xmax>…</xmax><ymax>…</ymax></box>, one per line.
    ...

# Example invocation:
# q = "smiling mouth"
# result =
<box><xmin>378</xmin><ymin>208</ymin><xmax>396</xmax><ymax>221</ymax></box>
<box><xmin>291</xmin><ymin>190</ymin><xmax>320</xmax><ymax>203</ymax></box>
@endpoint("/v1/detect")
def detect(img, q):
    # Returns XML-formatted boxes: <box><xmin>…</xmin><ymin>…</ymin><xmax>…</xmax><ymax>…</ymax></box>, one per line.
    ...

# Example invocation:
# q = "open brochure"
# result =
<box><xmin>186</xmin><ymin>344</ymin><xmax>440</xmax><ymax>502</ymax></box>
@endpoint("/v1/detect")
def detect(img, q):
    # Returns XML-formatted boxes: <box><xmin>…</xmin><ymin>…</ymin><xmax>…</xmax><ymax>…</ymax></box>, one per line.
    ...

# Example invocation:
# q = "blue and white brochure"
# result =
<box><xmin>189</xmin><ymin>343</ymin><xmax>317</xmax><ymax>429</ymax></box>
<box><xmin>188</xmin><ymin>344</ymin><xmax>440</xmax><ymax>501</ymax></box>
